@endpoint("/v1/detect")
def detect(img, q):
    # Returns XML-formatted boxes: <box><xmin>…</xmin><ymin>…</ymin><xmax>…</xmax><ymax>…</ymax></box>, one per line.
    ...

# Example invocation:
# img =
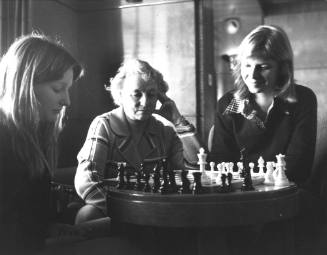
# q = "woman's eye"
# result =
<box><xmin>52</xmin><ymin>87</ymin><xmax>62</xmax><ymax>93</ymax></box>
<box><xmin>132</xmin><ymin>91</ymin><xmax>142</xmax><ymax>98</ymax></box>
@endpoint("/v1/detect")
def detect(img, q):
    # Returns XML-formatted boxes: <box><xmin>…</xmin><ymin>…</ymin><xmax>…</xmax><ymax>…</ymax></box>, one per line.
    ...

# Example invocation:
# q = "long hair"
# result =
<box><xmin>0</xmin><ymin>33</ymin><xmax>83</xmax><ymax>178</ymax></box>
<box><xmin>233</xmin><ymin>25</ymin><xmax>296</xmax><ymax>101</ymax></box>
<box><xmin>108</xmin><ymin>58</ymin><xmax>168</xmax><ymax>106</ymax></box>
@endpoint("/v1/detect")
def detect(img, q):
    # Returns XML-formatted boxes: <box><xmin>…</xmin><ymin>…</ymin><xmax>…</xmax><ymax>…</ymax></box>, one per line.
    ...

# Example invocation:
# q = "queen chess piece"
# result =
<box><xmin>273</xmin><ymin>154</ymin><xmax>290</xmax><ymax>186</ymax></box>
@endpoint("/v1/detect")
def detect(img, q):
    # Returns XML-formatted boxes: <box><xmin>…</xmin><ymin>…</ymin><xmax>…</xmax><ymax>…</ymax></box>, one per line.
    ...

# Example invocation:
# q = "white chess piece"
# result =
<box><xmin>249</xmin><ymin>162</ymin><xmax>255</xmax><ymax>176</ymax></box>
<box><xmin>273</xmin><ymin>154</ymin><xmax>290</xmax><ymax>186</ymax></box>
<box><xmin>209</xmin><ymin>162</ymin><xmax>215</xmax><ymax>172</ymax></box>
<box><xmin>257</xmin><ymin>156</ymin><xmax>265</xmax><ymax>178</ymax></box>
<box><xmin>236</xmin><ymin>162</ymin><xmax>243</xmax><ymax>178</ymax></box>
<box><xmin>264</xmin><ymin>161</ymin><xmax>275</xmax><ymax>185</ymax></box>
<box><xmin>197</xmin><ymin>147</ymin><xmax>211</xmax><ymax>185</ymax></box>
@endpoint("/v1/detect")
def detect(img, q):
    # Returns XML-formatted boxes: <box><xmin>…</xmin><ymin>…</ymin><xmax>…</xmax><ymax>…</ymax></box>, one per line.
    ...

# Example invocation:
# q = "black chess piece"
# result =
<box><xmin>116</xmin><ymin>162</ymin><xmax>125</xmax><ymax>189</ymax></box>
<box><xmin>218</xmin><ymin>173</ymin><xmax>228</xmax><ymax>193</ymax></box>
<box><xmin>227</xmin><ymin>172</ymin><xmax>233</xmax><ymax>192</ymax></box>
<box><xmin>168</xmin><ymin>170</ymin><xmax>178</xmax><ymax>193</ymax></box>
<box><xmin>160</xmin><ymin>169</ymin><xmax>170</xmax><ymax>194</ymax></box>
<box><xmin>124</xmin><ymin>171</ymin><xmax>133</xmax><ymax>190</ymax></box>
<box><xmin>179</xmin><ymin>170</ymin><xmax>191</xmax><ymax>194</ymax></box>
<box><xmin>192</xmin><ymin>172</ymin><xmax>203</xmax><ymax>195</ymax></box>
<box><xmin>241</xmin><ymin>168</ymin><xmax>255</xmax><ymax>191</ymax></box>
<box><xmin>134</xmin><ymin>170</ymin><xmax>143</xmax><ymax>191</ymax></box>
<box><xmin>143</xmin><ymin>171</ymin><xmax>151</xmax><ymax>192</ymax></box>
<box><xmin>152</xmin><ymin>163</ymin><xmax>161</xmax><ymax>193</ymax></box>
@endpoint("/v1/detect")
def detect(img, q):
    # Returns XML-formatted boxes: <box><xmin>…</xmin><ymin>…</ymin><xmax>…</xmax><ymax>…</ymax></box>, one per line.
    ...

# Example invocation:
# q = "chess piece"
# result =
<box><xmin>124</xmin><ymin>171</ymin><xmax>133</xmax><ymax>190</ymax></box>
<box><xmin>241</xmin><ymin>167</ymin><xmax>255</xmax><ymax>191</ymax></box>
<box><xmin>143</xmin><ymin>171</ymin><xmax>151</xmax><ymax>192</ymax></box>
<box><xmin>215</xmin><ymin>163</ymin><xmax>223</xmax><ymax>185</ymax></box>
<box><xmin>264</xmin><ymin>161</ymin><xmax>275</xmax><ymax>185</ymax></box>
<box><xmin>197</xmin><ymin>148</ymin><xmax>211</xmax><ymax>185</ymax></box>
<box><xmin>192</xmin><ymin>172</ymin><xmax>203</xmax><ymax>194</ymax></box>
<box><xmin>152</xmin><ymin>163</ymin><xmax>161</xmax><ymax>193</ymax></box>
<box><xmin>168</xmin><ymin>170</ymin><xmax>178</xmax><ymax>193</ymax></box>
<box><xmin>209</xmin><ymin>162</ymin><xmax>215</xmax><ymax>172</ymax></box>
<box><xmin>273</xmin><ymin>154</ymin><xmax>290</xmax><ymax>186</ymax></box>
<box><xmin>116</xmin><ymin>162</ymin><xmax>125</xmax><ymax>189</ymax></box>
<box><xmin>160</xmin><ymin>169</ymin><xmax>170</xmax><ymax>194</ymax></box>
<box><xmin>257</xmin><ymin>156</ymin><xmax>265</xmax><ymax>177</ymax></box>
<box><xmin>227</xmin><ymin>172</ymin><xmax>233</xmax><ymax>192</ymax></box>
<box><xmin>134</xmin><ymin>170</ymin><xmax>143</xmax><ymax>191</ymax></box>
<box><xmin>237</xmin><ymin>162</ymin><xmax>244</xmax><ymax>178</ymax></box>
<box><xmin>179</xmin><ymin>170</ymin><xmax>191</xmax><ymax>194</ymax></box>
<box><xmin>249</xmin><ymin>162</ymin><xmax>255</xmax><ymax>176</ymax></box>
<box><xmin>219</xmin><ymin>173</ymin><xmax>228</xmax><ymax>193</ymax></box>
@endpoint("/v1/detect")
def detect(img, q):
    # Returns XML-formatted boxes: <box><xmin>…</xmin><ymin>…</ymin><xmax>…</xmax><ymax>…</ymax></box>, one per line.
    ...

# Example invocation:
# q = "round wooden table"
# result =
<box><xmin>107</xmin><ymin>184</ymin><xmax>299</xmax><ymax>227</ymax></box>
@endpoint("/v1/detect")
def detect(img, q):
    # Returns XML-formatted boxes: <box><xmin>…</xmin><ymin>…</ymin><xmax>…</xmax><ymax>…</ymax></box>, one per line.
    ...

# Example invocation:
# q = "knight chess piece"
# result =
<box><xmin>179</xmin><ymin>170</ymin><xmax>191</xmax><ymax>194</ymax></box>
<box><xmin>219</xmin><ymin>173</ymin><xmax>228</xmax><ymax>193</ymax></box>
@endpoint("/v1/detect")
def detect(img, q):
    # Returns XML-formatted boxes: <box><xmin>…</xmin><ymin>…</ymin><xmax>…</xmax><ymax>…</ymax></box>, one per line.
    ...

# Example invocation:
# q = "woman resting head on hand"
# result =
<box><xmin>74</xmin><ymin>59</ymin><xmax>184</xmax><ymax>223</ymax></box>
<box><xmin>0</xmin><ymin>33</ymin><xmax>83</xmax><ymax>254</ymax></box>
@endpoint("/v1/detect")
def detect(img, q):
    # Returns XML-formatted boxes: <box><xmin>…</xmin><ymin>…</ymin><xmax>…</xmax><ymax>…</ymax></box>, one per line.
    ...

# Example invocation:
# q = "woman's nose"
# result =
<box><xmin>251</xmin><ymin>66</ymin><xmax>261</xmax><ymax>79</ymax></box>
<box><xmin>61</xmin><ymin>91</ymin><xmax>71</xmax><ymax>106</ymax></box>
<box><xmin>139</xmin><ymin>93</ymin><xmax>147</xmax><ymax>106</ymax></box>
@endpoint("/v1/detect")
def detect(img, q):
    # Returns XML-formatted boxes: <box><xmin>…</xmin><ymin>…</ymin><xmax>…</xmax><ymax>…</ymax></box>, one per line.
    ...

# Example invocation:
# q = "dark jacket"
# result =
<box><xmin>210</xmin><ymin>84</ymin><xmax>317</xmax><ymax>186</ymax></box>
<box><xmin>0</xmin><ymin>120</ymin><xmax>50</xmax><ymax>254</ymax></box>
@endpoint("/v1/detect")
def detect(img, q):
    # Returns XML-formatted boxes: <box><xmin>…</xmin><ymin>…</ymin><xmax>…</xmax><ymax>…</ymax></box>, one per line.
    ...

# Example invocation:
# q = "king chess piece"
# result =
<box><xmin>197</xmin><ymin>147</ymin><xmax>211</xmax><ymax>185</ymax></box>
<box><xmin>273</xmin><ymin>154</ymin><xmax>290</xmax><ymax>186</ymax></box>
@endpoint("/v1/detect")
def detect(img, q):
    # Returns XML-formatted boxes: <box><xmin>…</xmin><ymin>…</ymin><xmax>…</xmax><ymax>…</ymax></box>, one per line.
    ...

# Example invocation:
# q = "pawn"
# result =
<box><xmin>227</xmin><ymin>172</ymin><xmax>233</xmax><ymax>192</ymax></box>
<box><xmin>209</xmin><ymin>162</ymin><xmax>215</xmax><ymax>172</ymax></box>
<box><xmin>134</xmin><ymin>170</ymin><xmax>143</xmax><ymax>191</ymax></box>
<box><xmin>143</xmin><ymin>172</ymin><xmax>151</xmax><ymax>192</ymax></box>
<box><xmin>124</xmin><ymin>171</ymin><xmax>133</xmax><ymax>190</ymax></box>
<box><xmin>237</xmin><ymin>162</ymin><xmax>244</xmax><ymax>178</ymax></box>
<box><xmin>152</xmin><ymin>163</ymin><xmax>161</xmax><ymax>193</ymax></box>
<box><xmin>249</xmin><ymin>162</ymin><xmax>255</xmax><ymax>176</ymax></box>
<box><xmin>179</xmin><ymin>170</ymin><xmax>191</xmax><ymax>194</ymax></box>
<box><xmin>160</xmin><ymin>170</ymin><xmax>170</xmax><ymax>194</ymax></box>
<box><xmin>192</xmin><ymin>172</ymin><xmax>203</xmax><ymax>195</ymax></box>
<box><xmin>219</xmin><ymin>173</ymin><xmax>228</xmax><ymax>193</ymax></box>
<box><xmin>168</xmin><ymin>170</ymin><xmax>178</xmax><ymax>193</ymax></box>
<box><xmin>116</xmin><ymin>162</ymin><xmax>125</xmax><ymax>189</ymax></box>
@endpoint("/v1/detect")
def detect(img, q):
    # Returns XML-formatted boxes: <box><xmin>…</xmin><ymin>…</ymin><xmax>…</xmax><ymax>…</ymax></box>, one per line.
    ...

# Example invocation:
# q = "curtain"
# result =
<box><xmin>0</xmin><ymin>0</ymin><xmax>31</xmax><ymax>55</ymax></box>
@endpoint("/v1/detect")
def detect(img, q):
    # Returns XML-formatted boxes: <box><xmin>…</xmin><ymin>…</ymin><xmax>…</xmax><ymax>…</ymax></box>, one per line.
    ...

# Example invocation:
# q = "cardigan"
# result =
<box><xmin>210</xmin><ymin>84</ymin><xmax>317</xmax><ymax>186</ymax></box>
<box><xmin>74</xmin><ymin>107</ymin><xmax>185</xmax><ymax>214</ymax></box>
<box><xmin>0</xmin><ymin>119</ymin><xmax>50</xmax><ymax>254</ymax></box>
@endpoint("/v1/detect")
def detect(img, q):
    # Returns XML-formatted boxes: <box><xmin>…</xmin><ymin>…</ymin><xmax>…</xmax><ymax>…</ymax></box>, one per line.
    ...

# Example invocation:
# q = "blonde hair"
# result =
<box><xmin>108</xmin><ymin>59</ymin><xmax>168</xmax><ymax>105</ymax></box>
<box><xmin>233</xmin><ymin>25</ymin><xmax>296</xmax><ymax>102</ymax></box>
<box><xmin>0</xmin><ymin>32</ymin><xmax>83</xmax><ymax>178</ymax></box>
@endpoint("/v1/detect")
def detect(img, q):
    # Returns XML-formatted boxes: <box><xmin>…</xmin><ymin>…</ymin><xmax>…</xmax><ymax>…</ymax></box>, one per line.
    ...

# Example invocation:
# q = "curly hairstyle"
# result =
<box><xmin>108</xmin><ymin>59</ymin><xmax>168</xmax><ymax>105</ymax></box>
